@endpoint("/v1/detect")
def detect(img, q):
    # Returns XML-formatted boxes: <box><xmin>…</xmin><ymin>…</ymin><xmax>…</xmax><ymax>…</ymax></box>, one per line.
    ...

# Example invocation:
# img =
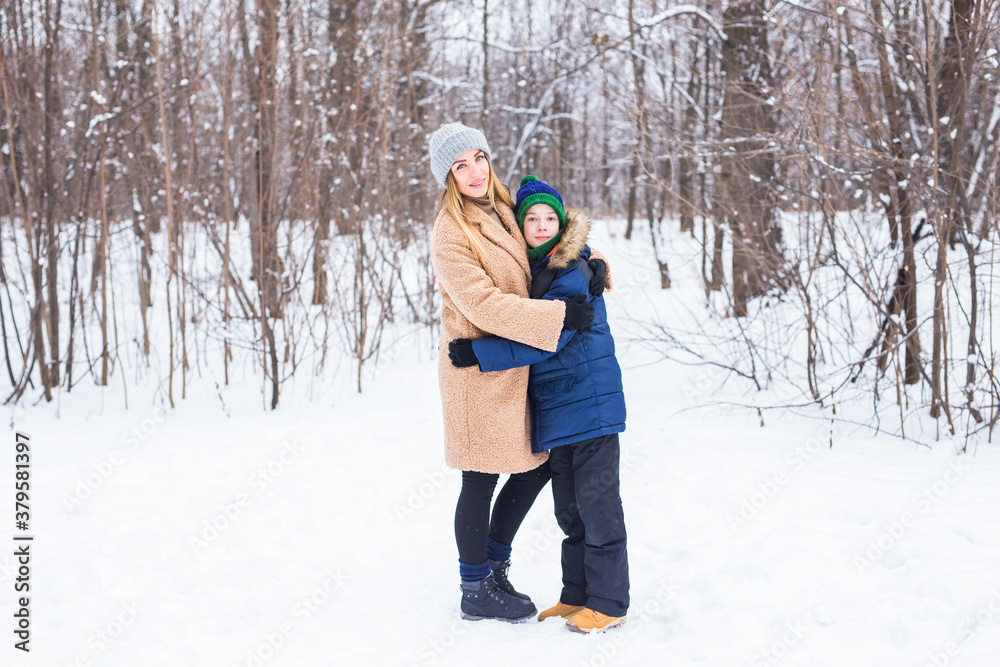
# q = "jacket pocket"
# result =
<box><xmin>532</xmin><ymin>375</ymin><xmax>576</xmax><ymax>398</ymax></box>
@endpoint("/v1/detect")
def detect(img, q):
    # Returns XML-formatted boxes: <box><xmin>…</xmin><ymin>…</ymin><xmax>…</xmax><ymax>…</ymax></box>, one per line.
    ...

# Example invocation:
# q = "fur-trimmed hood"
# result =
<box><xmin>547</xmin><ymin>208</ymin><xmax>590</xmax><ymax>270</ymax></box>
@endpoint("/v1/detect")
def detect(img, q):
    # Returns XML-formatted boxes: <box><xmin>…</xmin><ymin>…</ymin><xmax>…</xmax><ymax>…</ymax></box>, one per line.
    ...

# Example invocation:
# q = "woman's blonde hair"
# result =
<box><xmin>439</xmin><ymin>154</ymin><xmax>514</xmax><ymax>264</ymax></box>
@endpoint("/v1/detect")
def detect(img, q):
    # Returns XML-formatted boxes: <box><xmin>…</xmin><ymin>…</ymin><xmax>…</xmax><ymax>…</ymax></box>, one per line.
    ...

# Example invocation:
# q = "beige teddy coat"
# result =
<box><xmin>431</xmin><ymin>197</ymin><xmax>609</xmax><ymax>474</ymax></box>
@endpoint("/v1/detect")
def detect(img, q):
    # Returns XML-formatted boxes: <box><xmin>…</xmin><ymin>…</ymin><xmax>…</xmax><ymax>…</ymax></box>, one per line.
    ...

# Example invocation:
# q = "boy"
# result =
<box><xmin>447</xmin><ymin>175</ymin><xmax>629</xmax><ymax>633</ymax></box>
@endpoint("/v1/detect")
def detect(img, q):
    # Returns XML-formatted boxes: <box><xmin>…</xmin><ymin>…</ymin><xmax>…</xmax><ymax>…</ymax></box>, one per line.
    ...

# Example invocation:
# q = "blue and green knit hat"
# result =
<box><xmin>514</xmin><ymin>175</ymin><xmax>565</xmax><ymax>231</ymax></box>
<box><xmin>515</xmin><ymin>175</ymin><xmax>567</xmax><ymax>260</ymax></box>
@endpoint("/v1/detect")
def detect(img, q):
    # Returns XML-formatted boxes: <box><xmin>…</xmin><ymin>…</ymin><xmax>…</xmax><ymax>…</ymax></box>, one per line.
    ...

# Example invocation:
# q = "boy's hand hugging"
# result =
<box><xmin>588</xmin><ymin>259</ymin><xmax>606</xmax><ymax>297</ymax></box>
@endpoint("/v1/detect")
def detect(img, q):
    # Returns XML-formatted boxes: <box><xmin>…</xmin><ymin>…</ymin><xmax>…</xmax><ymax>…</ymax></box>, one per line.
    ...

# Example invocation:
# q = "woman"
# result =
<box><xmin>428</xmin><ymin>122</ymin><xmax>597</xmax><ymax>623</ymax></box>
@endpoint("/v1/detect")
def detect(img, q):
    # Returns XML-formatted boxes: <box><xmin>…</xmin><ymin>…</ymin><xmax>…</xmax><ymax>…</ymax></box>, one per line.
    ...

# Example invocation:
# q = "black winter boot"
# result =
<box><xmin>460</xmin><ymin>572</ymin><xmax>537</xmax><ymax>622</ymax></box>
<box><xmin>489</xmin><ymin>559</ymin><xmax>531</xmax><ymax>601</ymax></box>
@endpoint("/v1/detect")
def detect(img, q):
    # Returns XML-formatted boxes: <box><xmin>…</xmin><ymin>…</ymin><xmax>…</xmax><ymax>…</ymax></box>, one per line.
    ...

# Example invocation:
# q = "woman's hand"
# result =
<box><xmin>448</xmin><ymin>339</ymin><xmax>480</xmax><ymax>368</ymax></box>
<box><xmin>562</xmin><ymin>295</ymin><xmax>595</xmax><ymax>330</ymax></box>
<box><xmin>588</xmin><ymin>259</ymin><xmax>607</xmax><ymax>297</ymax></box>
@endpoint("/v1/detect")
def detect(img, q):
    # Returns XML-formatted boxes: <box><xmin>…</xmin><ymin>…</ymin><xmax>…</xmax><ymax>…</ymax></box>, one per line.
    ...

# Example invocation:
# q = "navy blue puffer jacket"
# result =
<box><xmin>471</xmin><ymin>210</ymin><xmax>626</xmax><ymax>453</ymax></box>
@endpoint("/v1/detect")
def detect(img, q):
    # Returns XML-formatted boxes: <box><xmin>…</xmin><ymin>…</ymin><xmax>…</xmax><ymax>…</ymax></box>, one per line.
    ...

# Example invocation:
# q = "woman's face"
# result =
<box><xmin>522</xmin><ymin>203</ymin><xmax>559</xmax><ymax>248</ymax></box>
<box><xmin>450</xmin><ymin>149</ymin><xmax>490</xmax><ymax>198</ymax></box>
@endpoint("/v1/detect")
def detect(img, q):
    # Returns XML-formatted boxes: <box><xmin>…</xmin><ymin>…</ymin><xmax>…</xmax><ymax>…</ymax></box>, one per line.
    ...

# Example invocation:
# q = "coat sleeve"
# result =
<box><xmin>471</xmin><ymin>265</ymin><xmax>585</xmax><ymax>373</ymax></box>
<box><xmin>472</xmin><ymin>328</ymin><xmax>577</xmax><ymax>372</ymax></box>
<box><xmin>432</xmin><ymin>229</ymin><xmax>565</xmax><ymax>352</ymax></box>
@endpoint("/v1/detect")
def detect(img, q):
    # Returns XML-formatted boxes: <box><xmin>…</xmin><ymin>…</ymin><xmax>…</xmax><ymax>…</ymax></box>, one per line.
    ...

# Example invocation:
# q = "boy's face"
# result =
<box><xmin>523</xmin><ymin>203</ymin><xmax>560</xmax><ymax>248</ymax></box>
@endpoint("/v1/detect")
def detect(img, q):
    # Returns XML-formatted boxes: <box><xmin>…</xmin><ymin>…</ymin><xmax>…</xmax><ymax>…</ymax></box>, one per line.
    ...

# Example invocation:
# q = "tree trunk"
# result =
<box><xmin>625</xmin><ymin>161</ymin><xmax>637</xmax><ymax>240</ymax></box>
<box><xmin>678</xmin><ymin>40</ymin><xmax>699</xmax><ymax>236</ymax></box>
<box><xmin>41</xmin><ymin>0</ymin><xmax>65</xmax><ymax>396</ymax></box>
<box><xmin>313</xmin><ymin>0</ymin><xmax>363</xmax><ymax>303</ymax></box>
<box><xmin>871</xmin><ymin>0</ymin><xmax>921</xmax><ymax>385</ymax></box>
<box><xmin>88</xmin><ymin>0</ymin><xmax>110</xmax><ymax>386</ymax></box>
<box><xmin>133</xmin><ymin>0</ymin><xmax>158</xmax><ymax>357</ymax></box>
<box><xmin>931</xmin><ymin>0</ymin><xmax>977</xmax><ymax>416</ymax></box>
<box><xmin>0</xmin><ymin>41</ymin><xmax>40</xmax><ymax>398</ymax></box>
<box><xmin>152</xmin><ymin>0</ymin><xmax>178</xmax><ymax>406</ymax></box>
<box><xmin>719</xmin><ymin>0</ymin><xmax>784</xmax><ymax>317</ymax></box>
<box><xmin>252</xmin><ymin>0</ymin><xmax>282</xmax><ymax>408</ymax></box>
<box><xmin>221</xmin><ymin>0</ymin><xmax>234</xmax><ymax>384</ymax></box>
<box><xmin>481</xmin><ymin>0</ymin><xmax>489</xmax><ymax>129</ymax></box>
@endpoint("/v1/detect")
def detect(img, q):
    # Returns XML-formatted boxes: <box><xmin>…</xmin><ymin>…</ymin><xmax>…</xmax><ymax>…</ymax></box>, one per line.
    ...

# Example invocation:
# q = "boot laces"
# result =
<box><xmin>485</xmin><ymin>575</ymin><xmax>507</xmax><ymax>602</ymax></box>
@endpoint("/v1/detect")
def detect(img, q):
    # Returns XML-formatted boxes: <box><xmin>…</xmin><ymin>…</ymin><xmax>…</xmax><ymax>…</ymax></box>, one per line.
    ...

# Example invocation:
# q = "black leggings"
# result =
<box><xmin>454</xmin><ymin>462</ymin><xmax>551</xmax><ymax>565</ymax></box>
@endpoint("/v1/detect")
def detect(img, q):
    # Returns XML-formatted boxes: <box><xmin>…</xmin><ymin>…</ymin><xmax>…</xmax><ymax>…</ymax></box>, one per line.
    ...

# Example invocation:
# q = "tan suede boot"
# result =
<box><xmin>537</xmin><ymin>601</ymin><xmax>585</xmax><ymax>621</ymax></box>
<box><xmin>565</xmin><ymin>608</ymin><xmax>627</xmax><ymax>634</ymax></box>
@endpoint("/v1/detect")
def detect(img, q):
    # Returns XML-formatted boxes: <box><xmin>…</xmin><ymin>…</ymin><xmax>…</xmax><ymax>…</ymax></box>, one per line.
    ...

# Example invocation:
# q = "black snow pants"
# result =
<box><xmin>548</xmin><ymin>433</ymin><xmax>629</xmax><ymax>617</ymax></box>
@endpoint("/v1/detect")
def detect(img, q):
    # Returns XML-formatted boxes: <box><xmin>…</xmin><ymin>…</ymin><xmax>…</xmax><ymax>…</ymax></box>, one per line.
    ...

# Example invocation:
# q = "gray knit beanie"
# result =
<box><xmin>428</xmin><ymin>122</ymin><xmax>492</xmax><ymax>188</ymax></box>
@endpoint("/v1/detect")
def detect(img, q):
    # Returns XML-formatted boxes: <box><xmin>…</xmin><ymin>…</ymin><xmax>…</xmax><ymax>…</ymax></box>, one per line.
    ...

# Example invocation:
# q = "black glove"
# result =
<box><xmin>562</xmin><ymin>295</ymin><xmax>594</xmax><ymax>330</ymax></box>
<box><xmin>448</xmin><ymin>338</ymin><xmax>479</xmax><ymax>368</ymax></box>
<box><xmin>588</xmin><ymin>259</ymin><xmax>607</xmax><ymax>298</ymax></box>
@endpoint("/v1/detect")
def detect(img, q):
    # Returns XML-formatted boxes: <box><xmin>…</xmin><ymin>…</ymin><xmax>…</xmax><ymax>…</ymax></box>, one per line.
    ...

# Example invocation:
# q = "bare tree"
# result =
<box><xmin>718</xmin><ymin>0</ymin><xmax>785</xmax><ymax>317</ymax></box>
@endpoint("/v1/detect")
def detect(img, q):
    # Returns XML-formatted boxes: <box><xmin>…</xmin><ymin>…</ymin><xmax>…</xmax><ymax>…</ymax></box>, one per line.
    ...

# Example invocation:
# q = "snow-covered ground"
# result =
<box><xmin>5</xmin><ymin>217</ymin><xmax>1000</xmax><ymax>667</ymax></box>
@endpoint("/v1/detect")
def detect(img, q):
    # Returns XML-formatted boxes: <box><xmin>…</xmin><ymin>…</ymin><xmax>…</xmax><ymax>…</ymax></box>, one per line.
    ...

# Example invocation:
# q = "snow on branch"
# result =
<box><xmin>86</xmin><ymin>112</ymin><xmax>117</xmax><ymax>138</ymax></box>
<box><xmin>966</xmin><ymin>88</ymin><xmax>1000</xmax><ymax>200</ymax></box>
<box><xmin>636</xmin><ymin>4</ymin><xmax>727</xmax><ymax>41</ymax></box>
<box><xmin>411</xmin><ymin>71</ymin><xmax>476</xmax><ymax>93</ymax></box>
<box><xmin>448</xmin><ymin>36</ymin><xmax>568</xmax><ymax>54</ymax></box>
<box><xmin>503</xmin><ymin>75</ymin><xmax>566</xmax><ymax>183</ymax></box>
<box><xmin>623</xmin><ymin>48</ymin><xmax>704</xmax><ymax>120</ymax></box>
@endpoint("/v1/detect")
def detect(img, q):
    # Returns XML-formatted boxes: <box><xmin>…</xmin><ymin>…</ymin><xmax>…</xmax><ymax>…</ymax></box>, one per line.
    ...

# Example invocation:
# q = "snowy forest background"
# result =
<box><xmin>1</xmin><ymin>0</ymin><xmax>999</xmax><ymax>445</ymax></box>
